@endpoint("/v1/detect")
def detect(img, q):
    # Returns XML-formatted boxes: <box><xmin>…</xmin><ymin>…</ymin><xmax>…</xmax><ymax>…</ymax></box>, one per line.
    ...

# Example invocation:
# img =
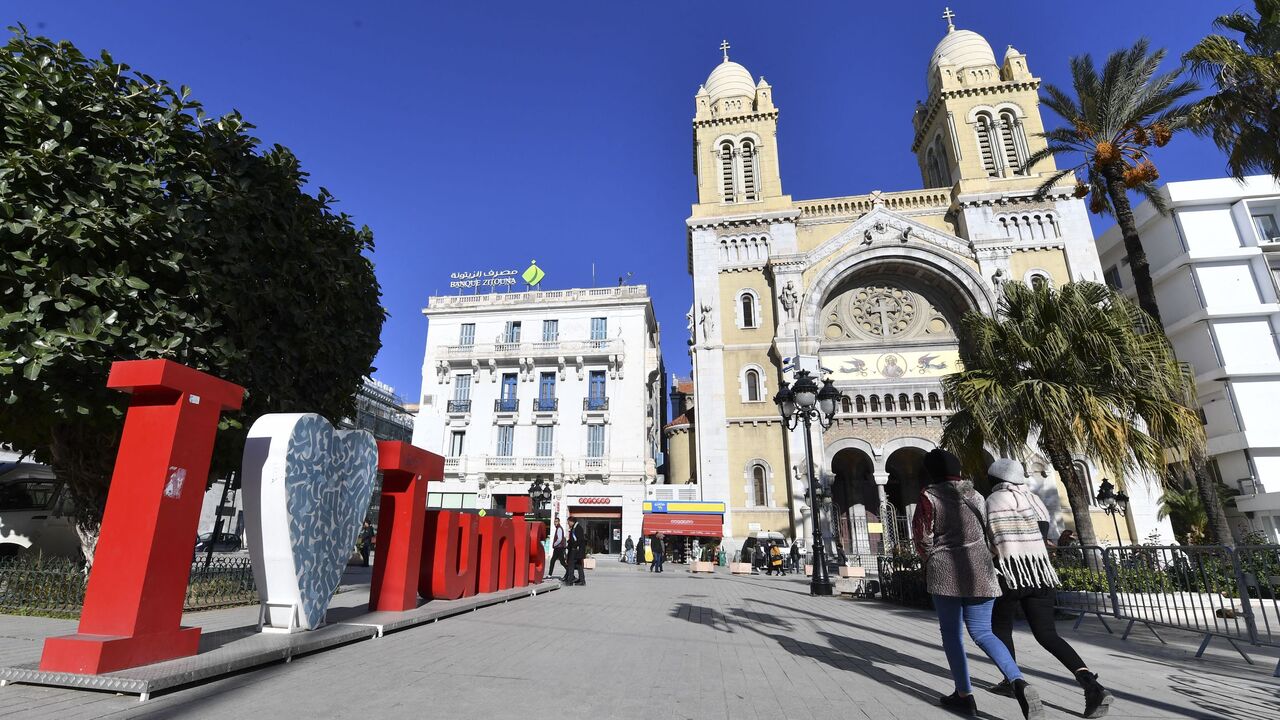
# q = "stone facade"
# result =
<box><xmin>671</xmin><ymin>21</ymin><xmax>1170</xmax><ymax>556</ymax></box>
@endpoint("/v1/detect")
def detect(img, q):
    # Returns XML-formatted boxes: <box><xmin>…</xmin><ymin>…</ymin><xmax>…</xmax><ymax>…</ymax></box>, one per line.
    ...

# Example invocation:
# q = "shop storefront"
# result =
<box><xmin>564</xmin><ymin>484</ymin><xmax>644</xmax><ymax>557</ymax></box>
<box><xmin>641</xmin><ymin>501</ymin><xmax>725</xmax><ymax>563</ymax></box>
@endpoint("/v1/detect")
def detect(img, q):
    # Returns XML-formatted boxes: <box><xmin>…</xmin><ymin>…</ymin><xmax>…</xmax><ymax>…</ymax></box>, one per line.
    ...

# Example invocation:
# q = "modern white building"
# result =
<box><xmin>412</xmin><ymin>285</ymin><xmax>665</xmax><ymax>555</ymax></box>
<box><xmin>1098</xmin><ymin>175</ymin><xmax>1280</xmax><ymax>542</ymax></box>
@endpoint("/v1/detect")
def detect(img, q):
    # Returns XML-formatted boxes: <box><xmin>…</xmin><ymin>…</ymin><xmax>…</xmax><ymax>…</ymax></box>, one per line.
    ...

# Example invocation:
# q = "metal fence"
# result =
<box><xmin>1051</xmin><ymin>544</ymin><xmax>1280</xmax><ymax>676</ymax></box>
<box><xmin>0</xmin><ymin>555</ymin><xmax>258</xmax><ymax>618</ymax></box>
<box><xmin>876</xmin><ymin>553</ymin><xmax>932</xmax><ymax>609</ymax></box>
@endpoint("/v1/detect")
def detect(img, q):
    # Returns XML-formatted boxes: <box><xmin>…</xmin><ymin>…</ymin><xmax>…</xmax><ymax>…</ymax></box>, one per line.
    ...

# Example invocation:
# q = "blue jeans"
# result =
<box><xmin>933</xmin><ymin>595</ymin><xmax>1023</xmax><ymax>694</ymax></box>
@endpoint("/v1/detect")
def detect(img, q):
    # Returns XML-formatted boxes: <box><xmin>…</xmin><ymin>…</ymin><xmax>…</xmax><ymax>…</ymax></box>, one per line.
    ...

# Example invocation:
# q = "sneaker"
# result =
<box><xmin>1013</xmin><ymin>679</ymin><xmax>1044</xmax><ymax>720</ymax></box>
<box><xmin>939</xmin><ymin>692</ymin><xmax>977</xmax><ymax>717</ymax></box>
<box><xmin>988</xmin><ymin>679</ymin><xmax>1015</xmax><ymax>698</ymax></box>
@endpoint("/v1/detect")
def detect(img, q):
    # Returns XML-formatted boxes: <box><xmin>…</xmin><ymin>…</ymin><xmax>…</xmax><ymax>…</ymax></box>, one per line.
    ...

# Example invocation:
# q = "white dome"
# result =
<box><xmin>927</xmin><ymin>29</ymin><xmax>997</xmax><ymax>87</ymax></box>
<box><xmin>705</xmin><ymin>60</ymin><xmax>756</xmax><ymax>103</ymax></box>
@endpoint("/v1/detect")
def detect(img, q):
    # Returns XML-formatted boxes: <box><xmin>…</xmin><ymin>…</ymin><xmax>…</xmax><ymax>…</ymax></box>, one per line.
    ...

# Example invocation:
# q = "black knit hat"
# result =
<box><xmin>924</xmin><ymin>448</ymin><xmax>963</xmax><ymax>480</ymax></box>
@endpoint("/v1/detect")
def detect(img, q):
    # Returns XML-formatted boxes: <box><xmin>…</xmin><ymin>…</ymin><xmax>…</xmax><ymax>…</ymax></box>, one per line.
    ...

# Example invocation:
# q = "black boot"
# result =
<box><xmin>939</xmin><ymin>692</ymin><xmax>977</xmax><ymax>717</ymax></box>
<box><xmin>1013</xmin><ymin>679</ymin><xmax>1044</xmax><ymax>720</ymax></box>
<box><xmin>1076</xmin><ymin>670</ymin><xmax>1113</xmax><ymax>718</ymax></box>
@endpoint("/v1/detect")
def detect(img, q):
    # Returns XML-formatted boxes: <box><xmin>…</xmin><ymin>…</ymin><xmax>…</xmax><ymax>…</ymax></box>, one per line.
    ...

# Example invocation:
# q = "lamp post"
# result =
<box><xmin>1095</xmin><ymin>478</ymin><xmax>1130</xmax><ymax>547</ymax></box>
<box><xmin>529</xmin><ymin>477</ymin><xmax>554</xmax><ymax>520</ymax></box>
<box><xmin>774</xmin><ymin>369</ymin><xmax>845</xmax><ymax>596</ymax></box>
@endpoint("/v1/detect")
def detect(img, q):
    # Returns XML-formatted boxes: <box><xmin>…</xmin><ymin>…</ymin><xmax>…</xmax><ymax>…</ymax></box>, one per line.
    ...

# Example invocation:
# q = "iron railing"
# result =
<box><xmin>534</xmin><ymin>397</ymin><xmax>558</xmax><ymax>411</ymax></box>
<box><xmin>584</xmin><ymin>396</ymin><xmax>609</xmax><ymax>411</ymax></box>
<box><xmin>446</xmin><ymin>399</ymin><xmax>471</xmax><ymax>413</ymax></box>
<box><xmin>494</xmin><ymin>398</ymin><xmax>519</xmax><ymax>412</ymax></box>
<box><xmin>876</xmin><ymin>553</ymin><xmax>931</xmax><ymax>609</ymax></box>
<box><xmin>0</xmin><ymin>554</ymin><xmax>257</xmax><ymax>618</ymax></box>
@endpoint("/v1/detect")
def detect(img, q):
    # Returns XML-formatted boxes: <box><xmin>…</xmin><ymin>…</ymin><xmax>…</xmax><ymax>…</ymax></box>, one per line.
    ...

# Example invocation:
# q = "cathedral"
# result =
<box><xmin>664</xmin><ymin>15</ymin><xmax>1170</xmax><ymax>558</ymax></box>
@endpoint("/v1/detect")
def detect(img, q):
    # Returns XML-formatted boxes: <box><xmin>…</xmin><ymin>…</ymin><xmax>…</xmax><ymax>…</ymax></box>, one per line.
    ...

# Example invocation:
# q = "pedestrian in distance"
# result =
<box><xmin>549</xmin><ymin>518</ymin><xmax>568</xmax><ymax>579</ymax></box>
<box><xmin>985</xmin><ymin>459</ymin><xmax>1113</xmax><ymax>718</ymax></box>
<box><xmin>1057</xmin><ymin>529</ymin><xmax>1076</xmax><ymax>547</ymax></box>
<box><xmin>624</xmin><ymin>534</ymin><xmax>635</xmax><ymax>564</ymax></box>
<box><xmin>652</xmin><ymin>532</ymin><xmax>666</xmax><ymax>572</ymax></box>
<box><xmin>769</xmin><ymin>544</ymin><xmax>785</xmax><ymax>576</ymax></box>
<box><xmin>752</xmin><ymin>543</ymin><xmax>766</xmax><ymax>574</ymax></box>
<box><xmin>911</xmin><ymin>448</ymin><xmax>1043</xmax><ymax>720</ymax></box>
<box><xmin>564</xmin><ymin>517</ymin><xmax>586</xmax><ymax>586</ymax></box>
<box><xmin>357</xmin><ymin>521</ymin><xmax>375</xmax><ymax>567</ymax></box>
<box><xmin>789</xmin><ymin>540</ymin><xmax>801</xmax><ymax>574</ymax></box>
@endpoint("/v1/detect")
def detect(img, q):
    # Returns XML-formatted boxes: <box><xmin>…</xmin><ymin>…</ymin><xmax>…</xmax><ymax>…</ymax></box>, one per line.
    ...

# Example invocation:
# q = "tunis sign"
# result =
<box><xmin>38</xmin><ymin>359</ymin><xmax>541</xmax><ymax>675</ymax></box>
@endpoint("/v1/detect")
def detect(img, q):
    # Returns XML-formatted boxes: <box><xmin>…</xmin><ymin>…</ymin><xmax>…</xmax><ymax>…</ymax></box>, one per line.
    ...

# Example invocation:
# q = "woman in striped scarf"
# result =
<box><xmin>986</xmin><ymin>458</ymin><xmax>1114</xmax><ymax>719</ymax></box>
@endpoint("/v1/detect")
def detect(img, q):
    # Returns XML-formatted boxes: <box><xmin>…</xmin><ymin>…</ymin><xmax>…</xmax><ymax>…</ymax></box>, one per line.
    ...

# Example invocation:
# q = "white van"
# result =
<box><xmin>0</xmin><ymin>461</ymin><xmax>81</xmax><ymax>559</ymax></box>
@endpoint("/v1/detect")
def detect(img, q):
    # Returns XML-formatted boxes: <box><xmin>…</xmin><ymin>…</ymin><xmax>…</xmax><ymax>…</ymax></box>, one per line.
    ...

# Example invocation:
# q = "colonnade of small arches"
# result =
<box><xmin>838</xmin><ymin>392</ymin><xmax>948</xmax><ymax>414</ymax></box>
<box><xmin>719</xmin><ymin>235</ymin><xmax>770</xmax><ymax>263</ymax></box>
<box><xmin>998</xmin><ymin>212</ymin><xmax>1061</xmax><ymax>241</ymax></box>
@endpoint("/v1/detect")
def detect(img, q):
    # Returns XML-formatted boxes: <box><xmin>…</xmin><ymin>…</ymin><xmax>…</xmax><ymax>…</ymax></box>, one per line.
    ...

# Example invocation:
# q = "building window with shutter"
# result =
<box><xmin>720</xmin><ymin>141</ymin><xmax>736</xmax><ymax>202</ymax></box>
<box><xmin>448</xmin><ymin>431</ymin><xmax>465</xmax><ymax>457</ymax></box>
<box><xmin>542</xmin><ymin>319</ymin><xmax>558</xmax><ymax>342</ymax></box>
<box><xmin>587</xmin><ymin>424</ymin><xmax>605</xmax><ymax>458</ymax></box>
<box><xmin>975</xmin><ymin>112</ymin><xmax>999</xmax><ymax>177</ymax></box>
<box><xmin>536</xmin><ymin>425</ymin><xmax>554</xmax><ymax>457</ymax></box>
<box><xmin>590</xmin><ymin>317</ymin><xmax>607</xmax><ymax>341</ymax></box>
<box><xmin>458</xmin><ymin>323</ymin><xmax>475</xmax><ymax>346</ymax></box>
<box><xmin>495</xmin><ymin>425</ymin><xmax>514</xmax><ymax>457</ymax></box>
<box><xmin>740</xmin><ymin>139</ymin><xmax>757</xmax><ymax>200</ymax></box>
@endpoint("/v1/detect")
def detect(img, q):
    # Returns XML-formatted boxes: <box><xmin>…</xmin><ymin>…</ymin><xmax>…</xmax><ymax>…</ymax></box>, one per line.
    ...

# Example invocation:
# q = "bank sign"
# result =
<box><xmin>450</xmin><ymin>261</ymin><xmax>545</xmax><ymax>289</ymax></box>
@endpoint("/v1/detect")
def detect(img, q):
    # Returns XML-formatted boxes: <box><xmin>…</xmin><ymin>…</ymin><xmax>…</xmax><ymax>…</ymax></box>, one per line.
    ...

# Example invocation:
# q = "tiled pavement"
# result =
<box><xmin>0</xmin><ymin>561</ymin><xmax>1277</xmax><ymax>719</ymax></box>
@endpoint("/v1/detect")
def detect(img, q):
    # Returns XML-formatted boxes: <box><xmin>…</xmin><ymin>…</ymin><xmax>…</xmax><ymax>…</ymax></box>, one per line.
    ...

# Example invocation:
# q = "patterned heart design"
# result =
<box><xmin>242</xmin><ymin>413</ymin><xmax>377</xmax><ymax>631</ymax></box>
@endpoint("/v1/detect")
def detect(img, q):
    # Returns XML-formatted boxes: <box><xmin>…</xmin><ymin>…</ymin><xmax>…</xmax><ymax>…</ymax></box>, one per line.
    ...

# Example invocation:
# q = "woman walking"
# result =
<box><xmin>912</xmin><ymin>449</ymin><xmax>1042</xmax><ymax>719</ymax></box>
<box><xmin>985</xmin><ymin>458</ymin><xmax>1113</xmax><ymax>718</ymax></box>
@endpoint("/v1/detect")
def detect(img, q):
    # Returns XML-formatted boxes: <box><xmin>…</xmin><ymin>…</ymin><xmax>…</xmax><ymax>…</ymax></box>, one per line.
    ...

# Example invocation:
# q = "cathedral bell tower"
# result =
<box><xmin>911</xmin><ymin>8</ymin><xmax>1057</xmax><ymax>195</ymax></box>
<box><xmin>692</xmin><ymin>41</ymin><xmax>786</xmax><ymax>210</ymax></box>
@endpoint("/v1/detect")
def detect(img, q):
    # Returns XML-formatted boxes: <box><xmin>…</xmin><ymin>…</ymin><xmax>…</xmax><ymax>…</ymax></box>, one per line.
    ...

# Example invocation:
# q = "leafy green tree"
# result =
<box><xmin>1185</xmin><ymin>0</ymin><xmax>1280</xmax><ymax>180</ymax></box>
<box><xmin>0</xmin><ymin>29</ymin><xmax>384</xmax><ymax>560</ymax></box>
<box><xmin>942</xmin><ymin>282</ymin><xmax>1206</xmax><ymax>548</ymax></box>
<box><xmin>1157</xmin><ymin>485</ymin><xmax>1207</xmax><ymax>544</ymax></box>
<box><xmin>1027</xmin><ymin>40</ymin><xmax>1198</xmax><ymax>328</ymax></box>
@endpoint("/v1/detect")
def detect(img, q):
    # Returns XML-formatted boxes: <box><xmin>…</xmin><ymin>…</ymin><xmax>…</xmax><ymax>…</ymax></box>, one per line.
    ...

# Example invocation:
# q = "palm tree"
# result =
<box><xmin>1157</xmin><ymin>485</ymin><xmax>1208</xmax><ymax>544</ymax></box>
<box><xmin>942</xmin><ymin>282</ymin><xmax>1206</xmax><ymax>548</ymax></box>
<box><xmin>1184</xmin><ymin>0</ymin><xmax>1280</xmax><ymax>180</ymax></box>
<box><xmin>1026</xmin><ymin>40</ymin><xmax>1198</xmax><ymax>328</ymax></box>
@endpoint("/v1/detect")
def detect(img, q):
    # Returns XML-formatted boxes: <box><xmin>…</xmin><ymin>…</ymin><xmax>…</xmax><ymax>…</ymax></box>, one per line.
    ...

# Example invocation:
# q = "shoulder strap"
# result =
<box><xmin>964</xmin><ymin>494</ymin><xmax>995</xmax><ymax>547</ymax></box>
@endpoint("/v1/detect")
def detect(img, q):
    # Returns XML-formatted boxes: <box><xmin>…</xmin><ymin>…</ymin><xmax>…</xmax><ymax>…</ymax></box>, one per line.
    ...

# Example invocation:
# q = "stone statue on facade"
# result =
<box><xmin>699</xmin><ymin>302</ymin><xmax>715</xmax><ymax>339</ymax></box>
<box><xmin>779</xmin><ymin>281</ymin><xmax>799</xmax><ymax>320</ymax></box>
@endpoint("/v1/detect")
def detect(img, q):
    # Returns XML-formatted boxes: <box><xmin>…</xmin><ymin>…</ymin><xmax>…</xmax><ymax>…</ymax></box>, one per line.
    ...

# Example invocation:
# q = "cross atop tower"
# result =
<box><xmin>720</xmin><ymin>39</ymin><xmax>731</xmax><ymax>62</ymax></box>
<box><xmin>941</xmin><ymin>7</ymin><xmax>956</xmax><ymax>32</ymax></box>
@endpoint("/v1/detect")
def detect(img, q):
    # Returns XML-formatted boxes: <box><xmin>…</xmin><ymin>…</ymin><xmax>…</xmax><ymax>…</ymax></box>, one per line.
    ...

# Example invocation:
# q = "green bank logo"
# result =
<box><xmin>522</xmin><ymin>260</ymin><xmax>545</xmax><ymax>286</ymax></box>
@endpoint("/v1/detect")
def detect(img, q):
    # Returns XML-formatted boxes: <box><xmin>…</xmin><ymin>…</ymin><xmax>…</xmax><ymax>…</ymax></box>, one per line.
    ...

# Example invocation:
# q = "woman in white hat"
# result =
<box><xmin>985</xmin><ymin>457</ymin><xmax>1113</xmax><ymax>718</ymax></box>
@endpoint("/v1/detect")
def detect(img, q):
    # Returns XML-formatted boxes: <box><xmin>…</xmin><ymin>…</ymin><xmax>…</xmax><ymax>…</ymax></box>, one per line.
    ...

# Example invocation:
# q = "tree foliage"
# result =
<box><xmin>941</xmin><ymin>282</ymin><xmax>1206</xmax><ymax>548</ymax></box>
<box><xmin>1184</xmin><ymin>0</ymin><xmax>1280</xmax><ymax>180</ymax></box>
<box><xmin>1026</xmin><ymin>39</ymin><xmax>1198</xmax><ymax>327</ymax></box>
<box><xmin>0</xmin><ymin>28</ymin><xmax>385</xmax><ymax>545</ymax></box>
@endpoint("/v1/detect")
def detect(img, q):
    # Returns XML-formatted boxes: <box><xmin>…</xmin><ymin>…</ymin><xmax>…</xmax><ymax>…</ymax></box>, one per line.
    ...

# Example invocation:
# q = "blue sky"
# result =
<box><xmin>9</xmin><ymin>1</ymin><xmax>1237</xmax><ymax>401</ymax></box>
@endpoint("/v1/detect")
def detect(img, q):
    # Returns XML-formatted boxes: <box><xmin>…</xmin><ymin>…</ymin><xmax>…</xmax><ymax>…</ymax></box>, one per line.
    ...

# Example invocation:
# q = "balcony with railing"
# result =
<box><xmin>534</xmin><ymin>397</ymin><xmax>558</xmax><ymax>412</ymax></box>
<box><xmin>494</xmin><ymin>398</ymin><xmax>520</xmax><ymax>413</ymax></box>
<box><xmin>446</xmin><ymin>399</ymin><xmax>472</xmax><ymax>414</ymax></box>
<box><xmin>441</xmin><ymin>337</ymin><xmax>624</xmax><ymax>362</ymax></box>
<box><xmin>583</xmin><ymin>396</ymin><xmax>609</xmax><ymax>411</ymax></box>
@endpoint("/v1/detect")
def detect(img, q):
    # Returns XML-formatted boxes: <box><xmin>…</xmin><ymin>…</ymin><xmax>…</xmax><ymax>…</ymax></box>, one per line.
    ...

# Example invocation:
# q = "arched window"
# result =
<box><xmin>884</xmin><ymin>394</ymin><xmax>896</xmax><ymax>412</ymax></box>
<box><xmin>975</xmin><ymin>112</ymin><xmax>999</xmax><ymax>177</ymax></box>
<box><xmin>840</xmin><ymin>396</ymin><xmax>852</xmax><ymax>414</ymax></box>
<box><xmin>933</xmin><ymin>136</ymin><xmax>952</xmax><ymax>185</ymax></box>
<box><xmin>928</xmin><ymin>392</ymin><xmax>941</xmax><ymax>411</ymax></box>
<box><xmin>925</xmin><ymin>147</ymin><xmax>941</xmax><ymax>188</ymax></box>
<box><xmin>720</xmin><ymin>141</ymin><xmax>736</xmax><ymax>202</ymax></box>
<box><xmin>745</xmin><ymin>369</ymin><xmax>761</xmax><ymax>402</ymax></box>
<box><xmin>1073</xmin><ymin>460</ymin><xmax>1096</xmax><ymax>504</ymax></box>
<box><xmin>1030</xmin><ymin>273</ymin><xmax>1049</xmax><ymax>291</ymax></box>
<box><xmin>870</xmin><ymin>395</ymin><xmax>881</xmax><ymax>412</ymax></box>
<box><xmin>913</xmin><ymin>393</ymin><xmax>925</xmax><ymax>411</ymax></box>
<box><xmin>999</xmin><ymin>110</ymin><xmax>1024</xmax><ymax>174</ymax></box>
<box><xmin>740</xmin><ymin>292</ymin><xmax>757</xmax><ymax>328</ymax></box>
<box><xmin>855</xmin><ymin>395</ymin><xmax>867</xmax><ymax>413</ymax></box>
<box><xmin>751</xmin><ymin>464</ymin><xmax>768</xmax><ymax>507</ymax></box>
<box><xmin>740</xmin><ymin>139</ymin><xmax>758</xmax><ymax>201</ymax></box>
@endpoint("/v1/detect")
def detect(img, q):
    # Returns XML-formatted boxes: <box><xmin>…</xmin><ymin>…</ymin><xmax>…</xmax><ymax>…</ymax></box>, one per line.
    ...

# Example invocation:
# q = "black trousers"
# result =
<box><xmin>564</xmin><ymin>554</ymin><xmax>585</xmax><ymax>584</ymax></box>
<box><xmin>547</xmin><ymin>547</ymin><xmax>567</xmax><ymax>576</ymax></box>
<box><xmin>991</xmin><ymin>585</ymin><xmax>1086</xmax><ymax>673</ymax></box>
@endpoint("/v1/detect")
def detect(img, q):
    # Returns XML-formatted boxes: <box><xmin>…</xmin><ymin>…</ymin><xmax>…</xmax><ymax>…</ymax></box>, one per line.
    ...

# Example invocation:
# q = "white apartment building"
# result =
<box><xmin>413</xmin><ymin>285</ymin><xmax>665</xmax><ymax>555</ymax></box>
<box><xmin>1098</xmin><ymin>176</ymin><xmax>1280</xmax><ymax>542</ymax></box>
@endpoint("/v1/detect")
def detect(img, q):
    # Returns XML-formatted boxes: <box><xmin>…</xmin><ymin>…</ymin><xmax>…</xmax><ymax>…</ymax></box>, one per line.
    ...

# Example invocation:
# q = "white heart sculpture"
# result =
<box><xmin>241</xmin><ymin>413</ymin><xmax>378</xmax><ymax>631</ymax></box>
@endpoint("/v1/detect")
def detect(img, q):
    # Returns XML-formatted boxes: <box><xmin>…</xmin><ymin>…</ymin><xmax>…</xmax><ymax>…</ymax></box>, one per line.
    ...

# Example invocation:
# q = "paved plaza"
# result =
<box><xmin>0</xmin><ymin>562</ymin><xmax>1277</xmax><ymax>719</ymax></box>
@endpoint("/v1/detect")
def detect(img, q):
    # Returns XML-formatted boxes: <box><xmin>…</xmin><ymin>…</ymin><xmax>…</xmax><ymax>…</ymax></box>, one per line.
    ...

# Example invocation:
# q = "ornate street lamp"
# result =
<box><xmin>775</xmin><ymin>370</ymin><xmax>845</xmax><ymax>596</ymax></box>
<box><xmin>529</xmin><ymin>477</ymin><xmax>554</xmax><ymax>518</ymax></box>
<box><xmin>1095</xmin><ymin>478</ymin><xmax>1130</xmax><ymax>547</ymax></box>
